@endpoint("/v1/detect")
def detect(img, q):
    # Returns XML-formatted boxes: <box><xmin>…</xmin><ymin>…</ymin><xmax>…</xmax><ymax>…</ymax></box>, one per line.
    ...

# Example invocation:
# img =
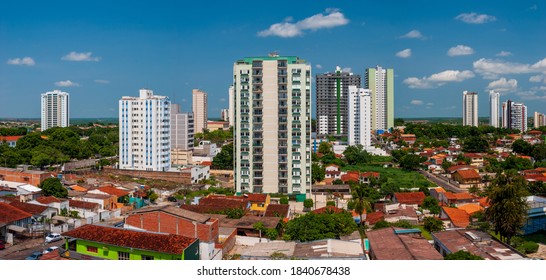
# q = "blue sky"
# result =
<box><xmin>1</xmin><ymin>0</ymin><xmax>545</xmax><ymax>119</ymax></box>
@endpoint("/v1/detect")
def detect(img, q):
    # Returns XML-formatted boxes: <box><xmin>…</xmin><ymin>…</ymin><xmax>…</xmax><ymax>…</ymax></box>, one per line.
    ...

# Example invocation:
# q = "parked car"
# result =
<box><xmin>0</xmin><ymin>240</ymin><xmax>5</xmax><ymax>250</ymax></box>
<box><xmin>45</xmin><ymin>233</ymin><xmax>62</xmax><ymax>243</ymax></box>
<box><xmin>25</xmin><ymin>251</ymin><xmax>42</xmax><ymax>260</ymax></box>
<box><xmin>43</xmin><ymin>246</ymin><xmax>59</xmax><ymax>254</ymax></box>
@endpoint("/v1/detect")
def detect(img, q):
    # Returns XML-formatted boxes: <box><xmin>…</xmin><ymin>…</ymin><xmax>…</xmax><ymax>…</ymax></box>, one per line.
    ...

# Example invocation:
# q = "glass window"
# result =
<box><xmin>118</xmin><ymin>251</ymin><xmax>130</xmax><ymax>260</ymax></box>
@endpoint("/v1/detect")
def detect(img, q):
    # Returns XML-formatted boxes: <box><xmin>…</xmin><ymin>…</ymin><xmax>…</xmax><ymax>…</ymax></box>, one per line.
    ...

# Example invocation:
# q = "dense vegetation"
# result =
<box><xmin>283</xmin><ymin>212</ymin><xmax>357</xmax><ymax>242</ymax></box>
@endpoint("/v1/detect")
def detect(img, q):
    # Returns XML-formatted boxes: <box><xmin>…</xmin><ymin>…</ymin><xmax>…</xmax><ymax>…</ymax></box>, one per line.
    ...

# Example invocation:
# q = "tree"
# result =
<box><xmin>279</xmin><ymin>197</ymin><xmax>289</xmax><ymax>205</ymax></box>
<box><xmin>350</xmin><ymin>183</ymin><xmax>371</xmax><ymax>228</ymax></box>
<box><xmin>422</xmin><ymin>196</ymin><xmax>440</xmax><ymax>215</ymax></box>
<box><xmin>283</xmin><ymin>212</ymin><xmax>357</xmax><ymax>242</ymax></box>
<box><xmin>343</xmin><ymin>144</ymin><xmax>371</xmax><ymax>165</ymax></box>
<box><xmin>511</xmin><ymin>139</ymin><xmax>533</xmax><ymax>155</ymax></box>
<box><xmin>462</xmin><ymin>136</ymin><xmax>490</xmax><ymax>153</ymax></box>
<box><xmin>485</xmin><ymin>170</ymin><xmax>529</xmax><ymax>243</ymax></box>
<box><xmin>39</xmin><ymin>178</ymin><xmax>67</xmax><ymax>198</ymax></box>
<box><xmin>444</xmin><ymin>250</ymin><xmax>484</xmax><ymax>260</ymax></box>
<box><xmin>318</xmin><ymin>142</ymin><xmax>334</xmax><ymax>156</ymax></box>
<box><xmin>253</xmin><ymin>221</ymin><xmax>265</xmax><ymax>243</ymax></box>
<box><xmin>311</xmin><ymin>163</ymin><xmax>325</xmax><ymax>184</ymax></box>
<box><xmin>399</xmin><ymin>154</ymin><xmax>426</xmax><ymax>170</ymax></box>
<box><xmin>423</xmin><ymin>217</ymin><xmax>444</xmax><ymax>232</ymax></box>
<box><xmin>212</xmin><ymin>142</ymin><xmax>233</xmax><ymax>170</ymax></box>
<box><xmin>303</xmin><ymin>199</ymin><xmax>313</xmax><ymax>211</ymax></box>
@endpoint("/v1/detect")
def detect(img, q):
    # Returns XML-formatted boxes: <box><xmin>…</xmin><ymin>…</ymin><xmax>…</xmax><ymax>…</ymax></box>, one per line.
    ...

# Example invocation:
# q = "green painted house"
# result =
<box><xmin>62</xmin><ymin>224</ymin><xmax>199</xmax><ymax>260</ymax></box>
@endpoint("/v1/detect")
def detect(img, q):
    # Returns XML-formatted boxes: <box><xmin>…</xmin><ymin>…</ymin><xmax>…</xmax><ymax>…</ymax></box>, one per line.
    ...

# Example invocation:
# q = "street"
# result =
<box><xmin>0</xmin><ymin>237</ymin><xmax>65</xmax><ymax>260</ymax></box>
<box><xmin>418</xmin><ymin>170</ymin><xmax>465</xmax><ymax>193</ymax></box>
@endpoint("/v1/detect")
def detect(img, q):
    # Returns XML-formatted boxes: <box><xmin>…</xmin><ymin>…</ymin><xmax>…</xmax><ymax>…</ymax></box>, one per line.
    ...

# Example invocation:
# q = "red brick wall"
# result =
<box><xmin>0</xmin><ymin>169</ymin><xmax>51</xmax><ymax>186</ymax></box>
<box><xmin>102</xmin><ymin>167</ymin><xmax>191</xmax><ymax>184</ymax></box>
<box><xmin>215</xmin><ymin>228</ymin><xmax>236</xmax><ymax>255</ymax></box>
<box><xmin>125</xmin><ymin>212</ymin><xmax>217</xmax><ymax>242</ymax></box>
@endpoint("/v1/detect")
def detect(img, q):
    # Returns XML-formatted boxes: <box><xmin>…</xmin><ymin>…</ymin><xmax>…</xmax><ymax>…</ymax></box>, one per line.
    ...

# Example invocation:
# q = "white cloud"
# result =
<box><xmin>342</xmin><ymin>67</ymin><xmax>352</xmax><ymax>73</ymax></box>
<box><xmin>487</xmin><ymin>78</ymin><xmax>518</xmax><ymax>92</ymax></box>
<box><xmin>426</xmin><ymin>103</ymin><xmax>434</xmax><ymax>106</ymax></box>
<box><xmin>516</xmin><ymin>90</ymin><xmax>546</xmax><ymax>100</ymax></box>
<box><xmin>404</xmin><ymin>70</ymin><xmax>475</xmax><ymax>89</ymax></box>
<box><xmin>447</xmin><ymin>45</ymin><xmax>474</xmax><ymax>56</ymax></box>
<box><xmin>315</xmin><ymin>64</ymin><xmax>323</xmax><ymax>69</ymax></box>
<box><xmin>7</xmin><ymin>57</ymin><xmax>35</xmax><ymax>66</ymax></box>
<box><xmin>410</xmin><ymin>100</ymin><xmax>424</xmax><ymax>105</ymax></box>
<box><xmin>529</xmin><ymin>75</ymin><xmax>545</xmax><ymax>83</ymax></box>
<box><xmin>496</xmin><ymin>51</ymin><xmax>512</xmax><ymax>57</ymax></box>
<box><xmin>258</xmin><ymin>9</ymin><xmax>348</xmax><ymax>38</ymax></box>
<box><xmin>473</xmin><ymin>57</ymin><xmax>546</xmax><ymax>79</ymax></box>
<box><xmin>61</xmin><ymin>51</ymin><xmax>100</xmax><ymax>62</ymax></box>
<box><xmin>94</xmin><ymin>79</ymin><xmax>110</xmax><ymax>84</ymax></box>
<box><xmin>400</xmin><ymin>30</ymin><xmax>424</xmax><ymax>39</ymax></box>
<box><xmin>396</xmin><ymin>49</ymin><xmax>412</xmax><ymax>58</ymax></box>
<box><xmin>55</xmin><ymin>80</ymin><xmax>80</xmax><ymax>87</ymax></box>
<box><xmin>220</xmin><ymin>98</ymin><xmax>227</xmax><ymax>102</ymax></box>
<box><xmin>455</xmin><ymin>13</ymin><xmax>496</xmax><ymax>24</ymax></box>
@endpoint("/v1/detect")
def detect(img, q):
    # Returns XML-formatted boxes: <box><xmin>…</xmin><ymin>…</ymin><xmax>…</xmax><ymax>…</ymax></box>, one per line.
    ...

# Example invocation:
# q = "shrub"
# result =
<box><xmin>303</xmin><ymin>199</ymin><xmax>313</xmax><ymax>209</ymax></box>
<box><xmin>280</xmin><ymin>197</ymin><xmax>289</xmax><ymax>205</ymax></box>
<box><xmin>518</xmin><ymin>241</ymin><xmax>539</xmax><ymax>254</ymax></box>
<box><xmin>326</xmin><ymin>201</ymin><xmax>336</xmax><ymax>207</ymax></box>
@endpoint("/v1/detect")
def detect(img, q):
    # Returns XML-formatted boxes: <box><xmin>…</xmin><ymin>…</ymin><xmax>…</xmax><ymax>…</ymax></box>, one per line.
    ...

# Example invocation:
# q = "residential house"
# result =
<box><xmin>240</xmin><ymin>239</ymin><xmax>365</xmax><ymax>260</ymax></box>
<box><xmin>0</xmin><ymin>202</ymin><xmax>32</xmax><ymax>243</ymax></box>
<box><xmin>0</xmin><ymin>136</ymin><xmax>23</xmax><ymax>147</ymax></box>
<box><xmin>400</xmin><ymin>134</ymin><xmax>416</xmax><ymax>145</ymax></box>
<box><xmin>244</xmin><ymin>193</ymin><xmax>270</xmax><ymax>213</ymax></box>
<box><xmin>216</xmin><ymin>215</ymin><xmax>280</xmax><ymax>237</ymax></box>
<box><xmin>124</xmin><ymin>205</ymin><xmax>223</xmax><ymax>260</ymax></box>
<box><xmin>440</xmin><ymin>206</ymin><xmax>470</xmax><ymax>229</ymax></box>
<box><xmin>88</xmin><ymin>185</ymin><xmax>130</xmax><ymax>209</ymax></box>
<box><xmin>439</xmin><ymin>192</ymin><xmax>477</xmax><ymax>207</ymax></box>
<box><xmin>0</xmin><ymin>180</ymin><xmax>42</xmax><ymax>202</ymax></box>
<box><xmin>366</xmin><ymin>227</ymin><xmax>443</xmax><ymax>260</ymax></box>
<box><xmin>457</xmin><ymin>204</ymin><xmax>484</xmax><ymax>216</ymax></box>
<box><xmin>392</xmin><ymin>192</ymin><xmax>426</xmax><ymax>207</ymax></box>
<box><xmin>463</xmin><ymin>153</ymin><xmax>485</xmax><ymax>167</ymax></box>
<box><xmin>523</xmin><ymin>196</ymin><xmax>546</xmax><ymax>235</ymax></box>
<box><xmin>452</xmin><ymin>169</ymin><xmax>482</xmax><ymax>189</ymax></box>
<box><xmin>68</xmin><ymin>199</ymin><xmax>100</xmax><ymax>219</ymax></box>
<box><xmin>432</xmin><ymin>229</ymin><xmax>526</xmax><ymax>260</ymax></box>
<box><xmin>312</xmin><ymin>206</ymin><xmax>345</xmax><ymax>214</ymax></box>
<box><xmin>9</xmin><ymin>201</ymin><xmax>57</xmax><ymax>220</ymax></box>
<box><xmin>78</xmin><ymin>193</ymin><xmax>117</xmax><ymax>210</ymax></box>
<box><xmin>0</xmin><ymin>167</ymin><xmax>51</xmax><ymax>186</ymax></box>
<box><xmin>365</xmin><ymin>211</ymin><xmax>385</xmax><ymax>227</ymax></box>
<box><xmin>264</xmin><ymin>204</ymin><xmax>290</xmax><ymax>219</ymax></box>
<box><xmin>381</xmin><ymin>203</ymin><xmax>419</xmax><ymax>225</ymax></box>
<box><xmin>62</xmin><ymin>224</ymin><xmax>199</xmax><ymax>260</ymax></box>
<box><xmin>31</xmin><ymin>196</ymin><xmax>69</xmax><ymax>213</ymax></box>
<box><xmin>180</xmin><ymin>195</ymin><xmax>250</xmax><ymax>214</ymax></box>
<box><xmin>429</xmin><ymin>187</ymin><xmax>446</xmax><ymax>201</ymax></box>
<box><xmin>324</xmin><ymin>164</ymin><xmax>341</xmax><ymax>180</ymax></box>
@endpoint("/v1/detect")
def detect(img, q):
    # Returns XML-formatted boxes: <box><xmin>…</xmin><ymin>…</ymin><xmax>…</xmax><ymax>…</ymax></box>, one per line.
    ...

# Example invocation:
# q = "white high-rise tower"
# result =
<box><xmin>41</xmin><ymin>90</ymin><xmax>69</xmax><ymax>131</ymax></box>
<box><xmin>489</xmin><ymin>90</ymin><xmax>500</xmax><ymax>128</ymax></box>
<box><xmin>348</xmin><ymin>86</ymin><xmax>371</xmax><ymax>147</ymax></box>
<box><xmin>463</xmin><ymin>91</ymin><xmax>478</xmax><ymax>126</ymax></box>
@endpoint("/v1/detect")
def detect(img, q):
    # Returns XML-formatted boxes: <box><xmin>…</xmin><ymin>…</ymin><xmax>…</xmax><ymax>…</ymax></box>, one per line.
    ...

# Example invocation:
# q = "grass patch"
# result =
<box><xmin>520</xmin><ymin>231</ymin><xmax>546</xmax><ymax>245</ymax></box>
<box><xmin>343</xmin><ymin>165</ymin><xmax>435</xmax><ymax>189</ymax></box>
<box><xmin>415</xmin><ymin>225</ymin><xmax>433</xmax><ymax>240</ymax></box>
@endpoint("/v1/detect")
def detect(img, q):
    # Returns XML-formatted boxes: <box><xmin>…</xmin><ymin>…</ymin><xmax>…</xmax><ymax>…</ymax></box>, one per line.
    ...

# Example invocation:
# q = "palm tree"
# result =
<box><xmin>349</xmin><ymin>183</ymin><xmax>371</xmax><ymax>254</ymax></box>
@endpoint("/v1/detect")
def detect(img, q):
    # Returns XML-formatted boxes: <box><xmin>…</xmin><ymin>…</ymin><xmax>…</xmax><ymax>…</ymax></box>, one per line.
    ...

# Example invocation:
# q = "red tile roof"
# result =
<box><xmin>0</xmin><ymin>202</ymin><xmax>32</xmax><ymax>224</ymax></box>
<box><xmin>312</xmin><ymin>206</ymin><xmax>344</xmax><ymax>214</ymax></box>
<box><xmin>393</xmin><ymin>192</ymin><xmax>426</xmax><ymax>205</ymax></box>
<box><xmin>96</xmin><ymin>186</ymin><xmax>129</xmax><ymax>197</ymax></box>
<box><xmin>63</xmin><ymin>224</ymin><xmax>197</xmax><ymax>255</ymax></box>
<box><xmin>264</xmin><ymin>204</ymin><xmax>290</xmax><ymax>218</ymax></box>
<box><xmin>0</xmin><ymin>136</ymin><xmax>23</xmax><ymax>142</ymax></box>
<box><xmin>200</xmin><ymin>161</ymin><xmax>212</xmax><ymax>166</ymax></box>
<box><xmin>365</xmin><ymin>211</ymin><xmax>384</xmax><ymax>225</ymax></box>
<box><xmin>69</xmin><ymin>199</ymin><xmax>99</xmax><ymax>210</ymax></box>
<box><xmin>244</xmin><ymin>193</ymin><xmax>267</xmax><ymax>203</ymax></box>
<box><xmin>36</xmin><ymin>196</ymin><xmax>61</xmax><ymax>205</ymax></box>
<box><xmin>447</xmin><ymin>165</ymin><xmax>477</xmax><ymax>173</ymax></box>
<box><xmin>9</xmin><ymin>201</ymin><xmax>49</xmax><ymax>216</ymax></box>
<box><xmin>457</xmin><ymin>204</ymin><xmax>483</xmax><ymax>215</ymax></box>
<box><xmin>361</xmin><ymin>172</ymin><xmax>380</xmax><ymax>178</ymax></box>
<box><xmin>443</xmin><ymin>192</ymin><xmax>476</xmax><ymax>201</ymax></box>
<box><xmin>442</xmin><ymin>207</ymin><xmax>470</xmax><ymax>228</ymax></box>
<box><xmin>478</xmin><ymin>197</ymin><xmax>490</xmax><ymax>208</ymax></box>
<box><xmin>341</xmin><ymin>172</ymin><xmax>360</xmax><ymax>183</ymax></box>
<box><xmin>455</xmin><ymin>169</ymin><xmax>481</xmax><ymax>180</ymax></box>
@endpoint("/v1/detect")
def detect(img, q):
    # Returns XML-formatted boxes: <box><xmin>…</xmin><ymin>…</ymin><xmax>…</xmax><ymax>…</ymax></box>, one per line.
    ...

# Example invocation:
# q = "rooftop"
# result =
<box><xmin>9</xmin><ymin>201</ymin><xmax>49</xmax><ymax>216</ymax></box>
<box><xmin>129</xmin><ymin>205</ymin><xmax>210</xmax><ymax>224</ymax></box>
<box><xmin>0</xmin><ymin>202</ymin><xmax>32</xmax><ymax>224</ymax></box>
<box><xmin>264</xmin><ymin>204</ymin><xmax>290</xmax><ymax>218</ymax></box>
<box><xmin>36</xmin><ymin>196</ymin><xmax>61</xmax><ymax>205</ymax></box>
<box><xmin>96</xmin><ymin>186</ymin><xmax>130</xmax><ymax>197</ymax></box>
<box><xmin>441</xmin><ymin>207</ymin><xmax>470</xmax><ymax>228</ymax></box>
<box><xmin>367</xmin><ymin>227</ymin><xmax>443</xmax><ymax>260</ymax></box>
<box><xmin>393</xmin><ymin>192</ymin><xmax>426</xmax><ymax>205</ymax></box>
<box><xmin>69</xmin><ymin>199</ymin><xmax>99</xmax><ymax>210</ymax></box>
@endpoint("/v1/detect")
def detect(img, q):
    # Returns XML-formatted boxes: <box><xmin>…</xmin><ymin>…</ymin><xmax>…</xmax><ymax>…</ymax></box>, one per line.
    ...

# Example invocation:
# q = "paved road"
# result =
<box><xmin>418</xmin><ymin>170</ymin><xmax>465</xmax><ymax>193</ymax></box>
<box><xmin>0</xmin><ymin>237</ymin><xmax>64</xmax><ymax>260</ymax></box>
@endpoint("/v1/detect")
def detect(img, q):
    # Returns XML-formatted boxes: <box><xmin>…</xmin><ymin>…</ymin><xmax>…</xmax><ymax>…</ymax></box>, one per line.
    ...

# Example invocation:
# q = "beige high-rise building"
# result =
<box><xmin>233</xmin><ymin>54</ymin><xmax>311</xmax><ymax>195</ymax></box>
<box><xmin>463</xmin><ymin>91</ymin><xmax>478</xmax><ymax>127</ymax></box>
<box><xmin>192</xmin><ymin>89</ymin><xmax>208</xmax><ymax>133</ymax></box>
<box><xmin>534</xmin><ymin>112</ymin><xmax>546</xmax><ymax>128</ymax></box>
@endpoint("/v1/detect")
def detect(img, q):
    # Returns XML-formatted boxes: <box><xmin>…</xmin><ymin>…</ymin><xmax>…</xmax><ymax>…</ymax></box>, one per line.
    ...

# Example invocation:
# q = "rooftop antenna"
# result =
<box><xmin>269</xmin><ymin>51</ymin><xmax>279</xmax><ymax>57</ymax></box>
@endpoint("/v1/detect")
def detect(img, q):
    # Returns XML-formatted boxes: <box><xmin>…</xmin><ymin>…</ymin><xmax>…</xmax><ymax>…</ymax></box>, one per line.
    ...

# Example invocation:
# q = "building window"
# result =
<box><xmin>87</xmin><ymin>246</ymin><xmax>98</xmax><ymax>253</ymax></box>
<box><xmin>142</xmin><ymin>255</ymin><xmax>154</xmax><ymax>260</ymax></box>
<box><xmin>118</xmin><ymin>251</ymin><xmax>130</xmax><ymax>260</ymax></box>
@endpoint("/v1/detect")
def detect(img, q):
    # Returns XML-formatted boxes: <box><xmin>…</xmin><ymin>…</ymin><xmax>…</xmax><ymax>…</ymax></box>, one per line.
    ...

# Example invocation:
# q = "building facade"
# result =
<box><xmin>534</xmin><ymin>112</ymin><xmax>546</xmax><ymax>128</ymax></box>
<box><xmin>192</xmin><ymin>89</ymin><xmax>208</xmax><ymax>133</ymax></box>
<box><xmin>502</xmin><ymin>100</ymin><xmax>527</xmax><ymax>132</ymax></box>
<box><xmin>463</xmin><ymin>91</ymin><xmax>478</xmax><ymax>127</ymax></box>
<box><xmin>119</xmin><ymin>89</ymin><xmax>171</xmax><ymax>171</ymax></box>
<box><xmin>347</xmin><ymin>86</ymin><xmax>371</xmax><ymax>147</ymax></box>
<box><xmin>170</xmin><ymin>103</ymin><xmax>194</xmax><ymax>165</ymax></box>
<box><xmin>233</xmin><ymin>54</ymin><xmax>311</xmax><ymax>194</ymax></box>
<box><xmin>365</xmin><ymin>66</ymin><xmax>394</xmax><ymax>132</ymax></box>
<box><xmin>41</xmin><ymin>90</ymin><xmax>69</xmax><ymax>131</ymax></box>
<box><xmin>489</xmin><ymin>90</ymin><xmax>500</xmax><ymax>128</ymax></box>
<box><xmin>316</xmin><ymin>66</ymin><xmax>361</xmax><ymax>136</ymax></box>
<box><xmin>228</xmin><ymin>85</ymin><xmax>235</xmax><ymax>127</ymax></box>
<box><xmin>221</xmin><ymin>109</ymin><xmax>229</xmax><ymax>122</ymax></box>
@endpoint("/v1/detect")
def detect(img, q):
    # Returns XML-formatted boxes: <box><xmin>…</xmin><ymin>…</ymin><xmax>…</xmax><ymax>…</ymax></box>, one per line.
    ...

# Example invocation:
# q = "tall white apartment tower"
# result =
<box><xmin>365</xmin><ymin>66</ymin><xmax>394</xmax><ymax>132</ymax></box>
<box><xmin>192</xmin><ymin>89</ymin><xmax>208</xmax><ymax>133</ymax></box>
<box><xmin>228</xmin><ymin>86</ymin><xmax>235</xmax><ymax>127</ymax></box>
<box><xmin>41</xmin><ymin>90</ymin><xmax>69</xmax><ymax>131</ymax></box>
<box><xmin>463</xmin><ymin>91</ymin><xmax>479</xmax><ymax>126</ymax></box>
<box><xmin>348</xmin><ymin>86</ymin><xmax>372</xmax><ymax>147</ymax></box>
<box><xmin>489</xmin><ymin>90</ymin><xmax>500</xmax><ymax>128</ymax></box>
<box><xmin>233</xmin><ymin>54</ymin><xmax>311</xmax><ymax>195</ymax></box>
<box><xmin>502</xmin><ymin>100</ymin><xmax>527</xmax><ymax>132</ymax></box>
<box><xmin>119</xmin><ymin>89</ymin><xmax>171</xmax><ymax>171</ymax></box>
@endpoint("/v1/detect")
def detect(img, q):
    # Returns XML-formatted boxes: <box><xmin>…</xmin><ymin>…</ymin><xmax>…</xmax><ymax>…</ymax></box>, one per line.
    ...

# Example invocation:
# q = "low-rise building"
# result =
<box><xmin>0</xmin><ymin>167</ymin><xmax>51</xmax><ymax>186</ymax></box>
<box><xmin>392</xmin><ymin>192</ymin><xmax>426</xmax><ymax>207</ymax></box>
<box><xmin>452</xmin><ymin>169</ymin><xmax>482</xmax><ymax>189</ymax></box>
<box><xmin>523</xmin><ymin>196</ymin><xmax>546</xmax><ymax>235</ymax></box>
<box><xmin>0</xmin><ymin>202</ymin><xmax>33</xmax><ymax>243</ymax></box>
<box><xmin>440</xmin><ymin>207</ymin><xmax>470</xmax><ymax>229</ymax></box>
<box><xmin>367</xmin><ymin>227</ymin><xmax>443</xmax><ymax>260</ymax></box>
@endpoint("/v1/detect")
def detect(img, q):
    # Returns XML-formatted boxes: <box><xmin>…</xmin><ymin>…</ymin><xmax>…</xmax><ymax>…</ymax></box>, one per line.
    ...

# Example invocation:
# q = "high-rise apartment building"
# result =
<box><xmin>463</xmin><ymin>91</ymin><xmax>479</xmax><ymax>127</ymax></box>
<box><xmin>119</xmin><ymin>89</ymin><xmax>171</xmax><ymax>171</ymax></box>
<box><xmin>489</xmin><ymin>90</ymin><xmax>500</xmax><ymax>128</ymax></box>
<box><xmin>534</xmin><ymin>112</ymin><xmax>546</xmax><ymax>128</ymax></box>
<box><xmin>233</xmin><ymin>54</ymin><xmax>311</xmax><ymax>194</ymax></box>
<box><xmin>41</xmin><ymin>90</ymin><xmax>69</xmax><ymax>131</ymax></box>
<box><xmin>316</xmin><ymin>66</ymin><xmax>361</xmax><ymax>136</ymax></box>
<box><xmin>348</xmin><ymin>86</ymin><xmax>371</xmax><ymax>147</ymax></box>
<box><xmin>365</xmin><ymin>66</ymin><xmax>394</xmax><ymax>132</ymax></box>
<box><xmin>228</xmin><ymin>86</ymin><xmax>235</xmax><ymax>127</ymax></box>
<box><xmin>221</xmin><ymin>109</ymin><xmax>229</xmax><ymax>122</ymax></box>
<box><xmin>171</xmin><ymin>103</ymin><xmax>194</xmax><ymax>165</ymax></box>
<box><xmin>192</xmin><ymin>89</ymin><xmax>208</xmax><ymax>133</ymax></box>
<box><xmin>502</xmin><ymin>100</ymin><xmax>527</xmax><ymax>132</ymax></box>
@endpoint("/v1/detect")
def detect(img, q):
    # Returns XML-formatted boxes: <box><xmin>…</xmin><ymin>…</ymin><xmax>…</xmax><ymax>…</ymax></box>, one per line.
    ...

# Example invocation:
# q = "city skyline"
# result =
<box><xmin>1</xmin><ymin>1</ymin><xmax>546</xmax><ymax>119</ymax></box>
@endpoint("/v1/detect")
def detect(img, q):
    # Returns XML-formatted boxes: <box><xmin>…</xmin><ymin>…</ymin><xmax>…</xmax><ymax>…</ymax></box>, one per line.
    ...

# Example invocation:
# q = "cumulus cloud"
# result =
<box><xmin>529</xmin><ymin>75</ymin><xmax>545</xmax><ymax>83</ymax></box>
<box><xmin>55</xmin><ymin>80</ymin><xmax>80</xmax><ymax>87</ymax></box>
<box><xmin>404</xmin><ymin>70</ymin><xmax>475</xmax><ymax>89</ymax></box>
<box><xmin>516</xmin><ymin>90</ymin><xmax>546</xmax><ymax>100</ymax></box>
<box><xmin>400</xmin><ymin>30</ymin><xmax>424</xmax><ymax>39</ymax></box>
<box><xmin>455</xmin><ymin>13</ymin><xmax>496</xmax><ymax>24</ymax></box>
<box><xmin>342</xmin><ymin>67</ymin><xmax>352</xmax><ymax>73</ymax></box>
<box><xmin>315</xmin><ymin>64</ymin><xmax>323</xmax><ymax>69</ymax></box>
<box><xmin>447</xmin><ymin>45</ymin><xmax>474</xmax><ymax>56</ymax></box>
<box><xmin>94</xmin><ymin>79</ymin><xmax>110</xmax><ymax>84</ymax></box>
<box><xmin>258</xmin><ymin>9</ymin><xmax>348</xmax><ymax>38</ymax></box>
<box><xmin>496</xmin><ymin>51</ymin><xmax>512</xmax><ymax>57</ymax></box>
<box><xmin>487</xmin><ymin>78</ymin><xmax>518</xmax><ymax>92</ymax></box>
<box><xmin>410</xmin><ymin>100</ymin><xmax>424</xmax><ymax>105</ymax></box>
<box><xmin>61</xmin><ymin>51</ymin><xmax>100</xmax><ymax>62</ymax></box>
<box><xmin>396</xmin><ymin>49</ymin><xmax>412</xmax><ymax>58</ymax></box>
<box><xmin>473</xmin><ymin>57</ymin><xmax>546</xmax><ymax>79</ymax></box>
<box><xmin>7</xmin><ymin>57</ymin><xmax>35</xmax><ymax>66</ymax></box>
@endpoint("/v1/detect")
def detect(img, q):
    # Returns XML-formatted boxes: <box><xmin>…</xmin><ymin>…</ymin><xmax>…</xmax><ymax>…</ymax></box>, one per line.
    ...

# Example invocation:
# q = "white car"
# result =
<box><xmin>45</xmin><ymin>233</ymin><xmax>62</xmax><ymax>243</ymax></box>
<box><xmin>43</xmin><ymin>246</ymin><xmax>59</xmax><ymax>254</ymax></box>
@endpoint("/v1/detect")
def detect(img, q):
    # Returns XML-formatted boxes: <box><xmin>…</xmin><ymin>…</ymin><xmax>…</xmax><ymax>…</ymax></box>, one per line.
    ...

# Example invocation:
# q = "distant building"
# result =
<box><xmin>534</xmin><ymin>112</ymin><xmax>545</xmax><ymax>128</ymax></box>
<box><xmin>347</xmin><ymin>86</ymin><xmax>371</xmax><ymax>147</ymax></box>
<box><xmin>228</xmin><ymin>86</ymin><xmax>234</xmax><ymax>127</ymax></box>
<box><xmin>367</xmin><ymin>227</ymin><xmax>443</xmax><ymax>260</ymax></box>
<box><xmin>463</xmin><ymin>91</ymin><xmax>478</xmax><ymax>127</ymax></box>
<box><xmin>365</xmin><ymin>66</ymin><xmax>394</xmax><ymax>131</ymax></box>
<box><xmin>119</xmin><ymin>89</ymin><xmax>171</xmax><ymax>171</ymax></box>
<box><xmin>192</xmin><ymin>89</ymin><xmax>208</xmax><ymax>133</ymax></box>
<box><xmin>502</xmin><ymin>100</ymin><xmax>527</xmax><ymax>132</ymax></box>
<box><xmin>221</xmin><ymin>108</ymin><xmax>229</xmax><ymax>122</ymax></box>
<box><xmin>489</xmin><ymin>90</ymin><xmax>500</xmax><ymax>128</ymax></box>
<box><xmin>171</xmin><ymin>103</ymin><xmax>194</xmax><ymax>165</ymax></box>
<box><xmin>0</xmin><ymin>136</ymin><xmax>23</xmax><ymax>148</ymax></box>
<box><xmin>41</xmin><ymin>90</ymin><xmax>69</xmax><ymax>131</ymax></box>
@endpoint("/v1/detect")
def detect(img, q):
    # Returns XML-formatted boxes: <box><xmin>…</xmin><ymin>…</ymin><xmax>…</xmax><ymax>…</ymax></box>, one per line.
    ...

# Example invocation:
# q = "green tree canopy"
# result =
<box><xmin>462</xmin><ymin>136</ymin><xmax>490</xmax><ymax>153</ymax></box>
<box><xmin>423</xmin><ymin>217</ymin><xmax>444</xmax><ymax>232</ymax></box>
<box><xmin>311</xmin><ymin>163</ymin><xmax>325</xmax><ymax>184</ymax></box>
<box><xmin>444</xmin><ymin>250</ymin><xmax>484</xmax><ymax>260</ymax></box>
<box><xmin>399</xmin><ymin>154</ymin><xmax>426</xmax><ymax>170</ymax></box>
<box><xmin>39</xmin><ymin>178</ymin><xmax>68</xmax><ymax>198</ymax></box>
<box><xmin>212</xmin><ymin>142</ymin><xmax>234</xmax><ymax>170</ymax></box>
<box><xmin>422</xmin><ymin>196</ymin><xmax>441</xmax><ymax>214</ymax></box>
<box><xmin>343</xmin><ymin>144</ymin><xmax>371</xmax><ymax>165</ymax></box>
<box><xmin>283</xmin><ymin>212</ymin><xmax>357</xmax><ymax>242</ymax></box>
